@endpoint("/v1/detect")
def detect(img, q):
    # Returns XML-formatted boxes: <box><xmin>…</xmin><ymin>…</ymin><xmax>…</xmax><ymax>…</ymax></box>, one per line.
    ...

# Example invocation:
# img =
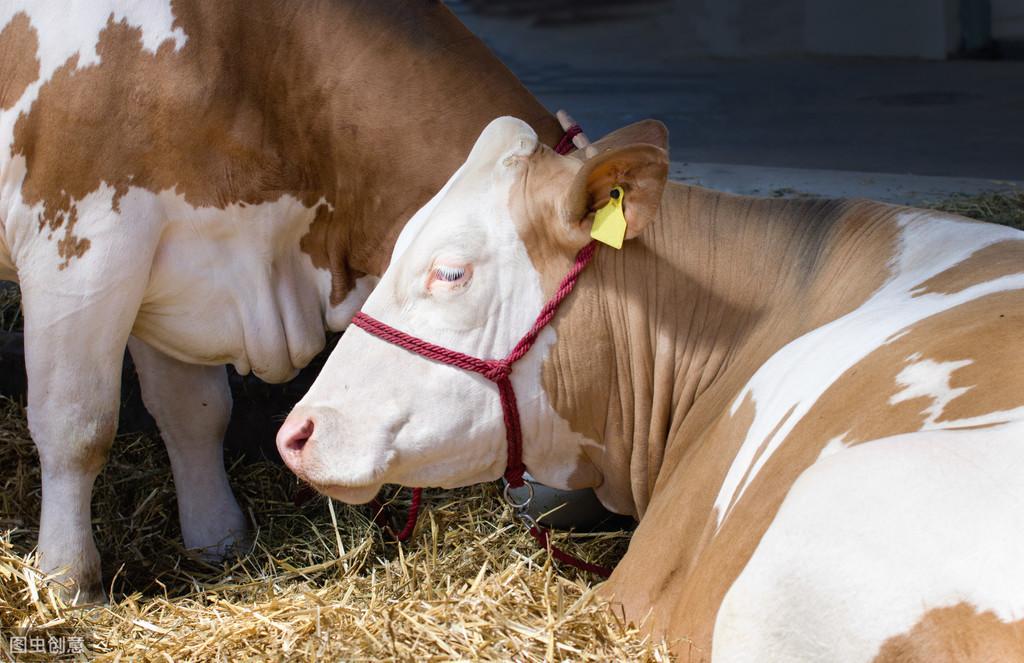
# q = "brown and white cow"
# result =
<box><xmin>0</xmin><ymin>1</ymin><xmax>578</xmax><ymax>600</ymax></box>
<box><xmin>279</xmin><ymin>116</ymin><xmax>1024</xmax><ymax>660</ymax></box>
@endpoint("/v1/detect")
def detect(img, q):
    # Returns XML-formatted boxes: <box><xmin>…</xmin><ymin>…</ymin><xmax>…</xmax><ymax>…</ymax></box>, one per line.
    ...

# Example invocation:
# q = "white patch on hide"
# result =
<box><xmin>323</xmin><ymin>273</ymin><xmax>380</xmax><ymax>332</ymax></box>
<box><xmin>713</xmin><ymin>414</ymin><xmax>1024</xmax><ymax>662</ymax></box>
<box><xmin>890</xmin><ymin>357</ymin><xmax>974</xmax><ymax>427</ymax></box>
<box><xmin>714</xmin><ymin>212</ymin><xmax>1024</xmax><ymax>531</ymax></box>
<box><xmin>0</xmin><ymin>2</ymin><xmax>186</xmax><ymax>161</ymax></box>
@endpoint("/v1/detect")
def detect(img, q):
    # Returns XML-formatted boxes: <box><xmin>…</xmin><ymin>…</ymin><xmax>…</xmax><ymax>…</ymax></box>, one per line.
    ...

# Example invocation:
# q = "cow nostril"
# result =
<box><xmin>281</xmin><ymin>418</ymin><xmax>314</xmax><ymax>454</ymax></box>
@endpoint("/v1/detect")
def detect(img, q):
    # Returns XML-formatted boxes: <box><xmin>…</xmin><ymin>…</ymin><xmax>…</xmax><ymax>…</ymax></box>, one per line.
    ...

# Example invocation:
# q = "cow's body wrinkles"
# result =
<box><xmin>0</xmin><ymin>1</ymin><xmax>562</xmax><ymax>597</ymax></box>
<box><xmin>539</xmin><ymin>187</ymin><xmax>898</xmax><ymax>519</ymax></box>
<box><xmin>289</xmin><ymin>117</ymin><xmax>1024</xmax><ymax>660</ymax></box>
<box><xmin>541</xmin><ymin>183</ymin><xmax>1024</xmax><ymax>657</ymax></box>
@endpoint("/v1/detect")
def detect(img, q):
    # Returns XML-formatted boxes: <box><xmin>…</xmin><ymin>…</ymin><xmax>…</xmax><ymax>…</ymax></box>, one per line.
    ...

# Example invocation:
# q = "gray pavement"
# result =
<box><xmin>454</xmin><ymin>4</ymin><xmax>1024</xmax><ymax>195</ymax></box>
<box><xmin>672</xmin><ymin>162</ymin><xmax>1022</xmax><ymax>204</ymax></box>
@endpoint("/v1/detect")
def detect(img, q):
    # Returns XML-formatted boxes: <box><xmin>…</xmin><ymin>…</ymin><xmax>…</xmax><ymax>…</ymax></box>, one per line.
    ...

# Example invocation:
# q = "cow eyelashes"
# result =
<box><xmin>427</xmin><ymin>261</ymin><xmax>472</xmax><ymax>292</ymax></box>
<box><xmin>433</xmin><ymin>266</ymin><xmax>465</xmax><ymax>283</ymax></box>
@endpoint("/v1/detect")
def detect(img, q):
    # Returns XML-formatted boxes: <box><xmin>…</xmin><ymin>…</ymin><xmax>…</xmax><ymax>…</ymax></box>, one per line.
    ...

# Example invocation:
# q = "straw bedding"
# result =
<box><xmin>929</xmin><ymin>191</ymin><xmax>1024</xmax><ymax>230</ymax></box>
<box><xmin>0</xmin><ymin>398</ymin><xmax>672</xmax><ymax>661</ymax></box>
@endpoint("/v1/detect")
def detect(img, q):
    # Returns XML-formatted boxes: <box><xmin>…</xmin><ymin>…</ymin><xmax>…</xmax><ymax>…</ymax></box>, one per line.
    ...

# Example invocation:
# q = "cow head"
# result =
<box><xmin>277</xmin><ymin>117</ymin><xmax>668</xmax><ymax>504</ymax></box>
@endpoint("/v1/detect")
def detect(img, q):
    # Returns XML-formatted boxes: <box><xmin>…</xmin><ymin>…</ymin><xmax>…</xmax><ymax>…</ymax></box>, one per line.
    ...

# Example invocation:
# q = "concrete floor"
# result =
<box><xmin>670</xmin><ymin>162</ymin><xmax>1021</xmax><ymax>205</ymax></box>
<box><xmin>454</xmin><ymin>5</ymin><xmax>1024</xmax><ymax>200</ymax></box>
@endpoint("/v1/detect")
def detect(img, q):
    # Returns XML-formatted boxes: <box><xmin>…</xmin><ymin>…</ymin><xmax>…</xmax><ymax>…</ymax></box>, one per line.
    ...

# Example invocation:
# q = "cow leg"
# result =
<box><xmin>127</xmin><ymin>337</ymin><xmax>248</xmax><ymax>558</ymax></box>
<box><xmin>22</xmin><ymin>291</ymin><xmax>141</xmax><ymax>603</ymax></box>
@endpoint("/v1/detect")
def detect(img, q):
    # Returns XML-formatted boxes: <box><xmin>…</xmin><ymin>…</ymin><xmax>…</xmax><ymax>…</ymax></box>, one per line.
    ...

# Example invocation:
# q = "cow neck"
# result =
<box><xmin>543</xmin><ymin>184</ymin><xmax>900</xmax><ymax>519</ymax></box>
<box><xmin>281</xmin><ymin>1</ymin><xmax>564</xmax><ymax>284</ymax></box>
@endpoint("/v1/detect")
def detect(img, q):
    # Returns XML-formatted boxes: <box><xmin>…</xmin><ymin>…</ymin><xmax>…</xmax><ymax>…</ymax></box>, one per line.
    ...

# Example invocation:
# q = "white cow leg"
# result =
<box><xmin>127</xmin><ymin>337</ymin><xmax>248</xmax><ymax>558</ymax></box>
<box><xmin>33</xmin><ymin>416</ymin><xmax>111</xmax><ymax>604</ymax></box>
<box><xmin>23</xmin><ymin>309</ymin><xmax>130</xmax><ymax>603</ymax></box>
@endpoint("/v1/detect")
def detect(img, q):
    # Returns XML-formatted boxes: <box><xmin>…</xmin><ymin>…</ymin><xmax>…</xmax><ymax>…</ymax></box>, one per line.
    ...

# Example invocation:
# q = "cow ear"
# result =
<box><xmin>562</xmin><ymin>143</ymin><xmax>669</xmax><ymax>245</ymax></box>
<box><xmin>586</xmin><ymin>119</ymin><xmax>668</xmax><ymax>155</ymax></box>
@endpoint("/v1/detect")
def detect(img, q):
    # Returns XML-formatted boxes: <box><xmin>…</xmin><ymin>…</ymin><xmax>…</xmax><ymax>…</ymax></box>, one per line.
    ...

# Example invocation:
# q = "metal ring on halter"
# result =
<box><xmin>516</xmin><ymin>511</ymin><xmax>538</xmax><ymax>531</ymax></box>
<box><xmin>503</xmin><ymin>481</ymin><xmax>534</xmax><ymax>510</ymax></box>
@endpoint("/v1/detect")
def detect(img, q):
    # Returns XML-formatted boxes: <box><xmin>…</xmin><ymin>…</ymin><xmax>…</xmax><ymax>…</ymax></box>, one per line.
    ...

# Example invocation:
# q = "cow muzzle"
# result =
<box><xmin>276</xmin><ymin>406</ymin><xmax>390</xmax><ymax>504</ymax></box>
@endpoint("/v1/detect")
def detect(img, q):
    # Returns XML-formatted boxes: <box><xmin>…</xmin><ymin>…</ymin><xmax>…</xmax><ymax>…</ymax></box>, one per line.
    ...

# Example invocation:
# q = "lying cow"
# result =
<box><xmin>0</xmin><ymin>1</ymin><xmax>582</xmax><ymax>600</ymax></box>
<box><xmin>278</xmin><ymin>116</ymin><xmax>1024</xmax><ymax>660</ymax></box>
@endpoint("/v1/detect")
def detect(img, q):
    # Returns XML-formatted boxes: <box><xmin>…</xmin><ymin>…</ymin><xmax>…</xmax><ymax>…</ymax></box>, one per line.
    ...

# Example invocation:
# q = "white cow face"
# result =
<box><xmin>277</xmin><ymin>117</ymin><xmax>668</xmax><ymax>503</ymax></box>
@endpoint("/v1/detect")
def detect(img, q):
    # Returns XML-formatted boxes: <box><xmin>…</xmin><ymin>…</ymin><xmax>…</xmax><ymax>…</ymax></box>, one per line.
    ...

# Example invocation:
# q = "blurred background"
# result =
<box><xmin>450</xmin><ymin>0</ymin><xmax>1024</xmax><ymax>201</ymax></box>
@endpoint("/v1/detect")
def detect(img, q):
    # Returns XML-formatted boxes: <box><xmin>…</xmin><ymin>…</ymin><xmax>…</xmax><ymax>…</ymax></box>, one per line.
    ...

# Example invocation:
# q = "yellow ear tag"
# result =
<box><xmin>591</xmin><ymin>186</ymin><xmax>627</xmax><ymax>249</ymax></box>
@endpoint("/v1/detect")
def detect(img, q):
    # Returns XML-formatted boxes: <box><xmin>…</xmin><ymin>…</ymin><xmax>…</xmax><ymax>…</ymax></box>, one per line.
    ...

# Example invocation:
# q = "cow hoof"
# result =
<box><xmin>44</xmin><ymin>571</ymin><xmax>106</xmax><ymax>606</ymax></box>
<box><xmin>186</xmin><ymin>540</ymin><xmax>250</xmax><ymax>563</ymax></box>
<box><xmin>66</xmin><ymin>584</ymin><xmax>107</xmax><ymax>606</ymax></box>
<box><xmin>185</xmin><ymin>527</ymin><xmax>251</xmax><ymax>562</ymax></box>
<box><xmin>181</xmin><ymin>507</ymin><xmax>251</xmax><ymax>561</ymax></box>
<box><xmin>37</xmin><ymin>544</ymin><xmax>106</xmax><ymax>606</ymax></box>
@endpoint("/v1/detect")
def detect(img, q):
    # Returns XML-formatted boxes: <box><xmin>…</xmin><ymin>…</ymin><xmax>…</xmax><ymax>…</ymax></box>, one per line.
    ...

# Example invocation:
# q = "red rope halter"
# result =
<box><xmin>352</xmin><ymin>239</ymin><xmax>597</xmax><ymax>492</ymax></box>
<box><xmin>554</xmin><ymin>124</ymin><xmax>583</xmax><ymax>156</ymax></box>
<box><xmin>352</xmin><ymin>240</ymin><xmax>609</xmax><ymax>576</ymax></box>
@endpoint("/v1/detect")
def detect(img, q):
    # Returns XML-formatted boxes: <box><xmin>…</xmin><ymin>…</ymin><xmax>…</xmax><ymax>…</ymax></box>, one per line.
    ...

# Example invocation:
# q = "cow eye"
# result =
<box><xmin>434</xmin><ymin>266</ymin><xmax>465</xmax><ymax>282</ymax></box>
<box><xmin>427</xmin><ymin>262</ymin><xmax>472</xmax><ymax>292</ymax></box>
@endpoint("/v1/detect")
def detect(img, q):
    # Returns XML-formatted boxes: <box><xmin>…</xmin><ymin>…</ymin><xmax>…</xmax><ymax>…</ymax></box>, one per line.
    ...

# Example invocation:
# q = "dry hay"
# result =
<box><xmin>928</xmin><ymin>190</ymin><xmax>1024</xmax><ymax>230</ymax></box>
<box><xmin>0</xmin><ymin>284</ymin><xmax>20</xmax><ymax>333</ymax></box>
<box><xmin>0</xmin><ymin>398</ymin><xmax>672</xmax><ymax>661</ymax></box>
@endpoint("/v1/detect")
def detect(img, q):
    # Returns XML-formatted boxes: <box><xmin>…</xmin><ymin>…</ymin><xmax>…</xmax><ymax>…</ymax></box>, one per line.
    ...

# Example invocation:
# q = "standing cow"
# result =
<box><xmin>279</xmin><ymin>117</ymin><xmax>1024</xmax><ymax>660</ymax></box>
<box><xmin>0</xmin><ymin>1</ymin><xmax>576</xmax><ymax>600</ymax></box>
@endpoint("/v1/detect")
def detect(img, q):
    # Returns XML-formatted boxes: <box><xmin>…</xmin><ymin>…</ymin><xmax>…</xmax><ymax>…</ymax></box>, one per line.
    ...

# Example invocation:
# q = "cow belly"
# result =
<box><xmin>713</xmin><ymin>417</ymin><xmax>1024</xmax><ymax>662</ymax></box>
<box><xmin>132</xmin><ymin>285</ymin><xmax>324</xmax><ymax>383</ymax></box>
<box><xmin>133</xmin><ymin>194</ymin><xmax>329</xmax><ymax>382</ymax></box>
